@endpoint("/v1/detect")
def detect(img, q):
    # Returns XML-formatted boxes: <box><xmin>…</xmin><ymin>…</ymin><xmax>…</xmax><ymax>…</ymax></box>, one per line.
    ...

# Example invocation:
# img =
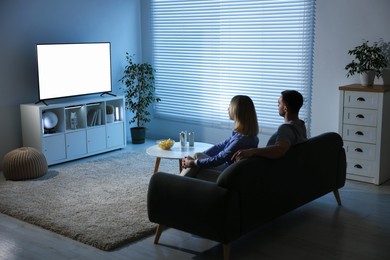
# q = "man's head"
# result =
<box><xmin>278</xmin><ymin>90</ymin><xmax>304</xmax><ymax>117</ymax></box>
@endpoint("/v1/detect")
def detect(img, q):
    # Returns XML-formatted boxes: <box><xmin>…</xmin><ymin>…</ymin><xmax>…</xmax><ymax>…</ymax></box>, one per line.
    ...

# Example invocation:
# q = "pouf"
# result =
<box><xmin>2</xmin><ymin>147</ymin><xmax>48</xmax><ymax>180</ymax></box>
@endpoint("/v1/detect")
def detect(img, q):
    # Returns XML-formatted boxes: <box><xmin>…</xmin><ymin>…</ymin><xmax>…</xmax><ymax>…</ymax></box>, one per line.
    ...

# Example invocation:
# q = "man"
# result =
<box><xmin>232</xmin><ymin>90</ymin><xmax>307</xmax><ymax>161</ymax></box>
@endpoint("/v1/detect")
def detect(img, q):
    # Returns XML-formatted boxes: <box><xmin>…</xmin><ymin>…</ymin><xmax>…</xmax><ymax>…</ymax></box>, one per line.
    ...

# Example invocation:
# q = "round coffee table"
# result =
<box><xmin>146</xmin><ymin>142</ymin><xmax>213</xmax><ymax>173</ymax></box>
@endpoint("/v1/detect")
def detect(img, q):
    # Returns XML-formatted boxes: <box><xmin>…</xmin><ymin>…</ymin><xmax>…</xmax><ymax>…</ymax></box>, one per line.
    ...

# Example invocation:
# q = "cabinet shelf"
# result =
<box><xmin>21</xmin><ymin>96</ymin><xmax>126</xmax><ymax>166</ymax></box>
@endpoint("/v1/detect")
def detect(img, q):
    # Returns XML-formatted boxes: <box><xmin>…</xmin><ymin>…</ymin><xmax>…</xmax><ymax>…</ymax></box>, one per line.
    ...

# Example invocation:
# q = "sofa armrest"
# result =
<box><xmin>147</xmin><ymin>172</ymin><xmax>240</xmax><ymax>243</ymax></box>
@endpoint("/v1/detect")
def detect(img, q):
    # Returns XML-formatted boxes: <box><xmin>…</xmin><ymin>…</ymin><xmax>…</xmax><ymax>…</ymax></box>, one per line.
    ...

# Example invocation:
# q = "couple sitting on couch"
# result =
<box><xmin>180</xmin><ymin>90</ymin><xmax>307</xmax><ymax>178</ymax></box>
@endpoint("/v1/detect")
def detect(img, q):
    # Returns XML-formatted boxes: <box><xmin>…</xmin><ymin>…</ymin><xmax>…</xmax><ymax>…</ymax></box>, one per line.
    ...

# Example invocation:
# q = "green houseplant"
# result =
<box><xmin>345</xmin><ymin>40</ymin><xmax>388</xmax><ymax>86</ymax></box>
<box><xmin>119</xmin><ymin>53</ymin><xmax>160</xmax><ymax>144</ymax></box>
<box><xmin>377</xmin><ymin>39</ymin><xmax>390</xmax><ymax>85</ymax></box>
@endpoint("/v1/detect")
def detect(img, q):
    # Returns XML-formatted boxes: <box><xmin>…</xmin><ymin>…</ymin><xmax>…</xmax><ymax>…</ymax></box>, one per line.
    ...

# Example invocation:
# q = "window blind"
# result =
<box><xmin>152</xmin><ymin>0</ymin><xmax>315</xmax><ymax>134</ymax></box>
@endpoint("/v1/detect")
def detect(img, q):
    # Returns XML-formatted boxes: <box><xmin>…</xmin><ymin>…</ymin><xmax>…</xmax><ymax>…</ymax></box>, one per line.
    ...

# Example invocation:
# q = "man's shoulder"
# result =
<box><xmin>277</xmin><ymin>122</ymin><xmax>296</xmax><ymax>131</ymax></box>
<box><xmin>278</xmin><ymin>121</ymin><xmax>307</xmax><ymax>140</ymax></box>
<box><xmin>279</xmin><ymin>120</ymin><xmax>306</xmax><ymax>130</ymax></box>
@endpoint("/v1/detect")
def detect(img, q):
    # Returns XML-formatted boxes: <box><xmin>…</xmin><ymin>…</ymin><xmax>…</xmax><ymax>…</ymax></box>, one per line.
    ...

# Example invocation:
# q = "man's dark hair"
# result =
<box><xmin>281</xmin><ymin>90</ymin><xmax>304</xmax><ymax>114</ymax></box>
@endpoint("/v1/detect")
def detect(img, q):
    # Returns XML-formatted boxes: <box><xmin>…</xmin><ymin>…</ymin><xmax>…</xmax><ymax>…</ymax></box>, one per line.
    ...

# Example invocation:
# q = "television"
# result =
<box><xmin>36</xmin><ymin>42</ymin><xmax>112</xmax><ymax>101</ymax></box>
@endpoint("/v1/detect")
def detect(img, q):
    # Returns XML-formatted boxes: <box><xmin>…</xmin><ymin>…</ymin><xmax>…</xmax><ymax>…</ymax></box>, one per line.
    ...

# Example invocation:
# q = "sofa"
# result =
<box><xmin>147</xmin><ymin>132</ymin><xmax>347</xmax><ymax>260</ymax></box>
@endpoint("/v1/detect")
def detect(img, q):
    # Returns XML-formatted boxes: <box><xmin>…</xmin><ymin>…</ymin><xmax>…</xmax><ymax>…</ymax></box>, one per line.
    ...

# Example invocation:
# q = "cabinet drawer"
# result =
<box><xmin>344</xmin><ymin>91</ymin><xmax>379</xmax><ymax>109</ymax></box>
<box><xmin>342</xmin><ymin>125</ymin><xmax>377</xmax><ymax>144</ymax></box>
<box><xmin>343</xmin><ymin>108</ymin><xmax>377</xmax><ymax>127</ymax></box>
<box><xmin>344</xmin><ymin>141</ymin><xmax>376</xmax><ymax>160</ymax></box>
<box><xmin>346</xmin><ymin>158</ymin><xmax>376</xmax><ymax>178</ymax></box>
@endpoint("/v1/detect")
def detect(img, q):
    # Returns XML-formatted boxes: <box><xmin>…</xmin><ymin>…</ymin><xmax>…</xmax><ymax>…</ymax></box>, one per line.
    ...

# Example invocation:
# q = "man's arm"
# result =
<box><xmin>232</xmin><ymin>140</ymin><xmax>290</xmax><ymax>161</ymax></box>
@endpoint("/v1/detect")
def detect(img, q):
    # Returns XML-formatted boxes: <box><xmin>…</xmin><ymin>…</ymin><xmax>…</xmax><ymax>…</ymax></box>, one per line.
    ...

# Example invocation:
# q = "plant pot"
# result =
<box><xmin>106</xmin><ymin>114</ymin><xmax>114</xmax><ymax>123</ymax></box>
<box><xmin>130</xmin><ymin>127</ymin><xmax>146</xmax><ymax>144</ymax></box>
<box><xmin>360</xmin><ymin>71</ymin><xmax>375</xmax><ymax>86</ymax></box>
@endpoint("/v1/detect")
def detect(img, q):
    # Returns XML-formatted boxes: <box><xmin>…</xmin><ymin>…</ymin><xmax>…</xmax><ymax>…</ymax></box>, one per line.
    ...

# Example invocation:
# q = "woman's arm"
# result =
<box><xmin>197</xmin><ymin>134</ymin><xmax>258</xmax><ymax>167</ymax></box>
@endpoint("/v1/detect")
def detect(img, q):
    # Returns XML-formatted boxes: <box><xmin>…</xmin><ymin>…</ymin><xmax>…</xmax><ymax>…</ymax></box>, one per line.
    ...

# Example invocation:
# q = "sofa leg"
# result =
<box><xmin>333</xmin><ymin>189</ymin><xmax>342</xmax><ymax>206</ymax></box>
<box><xmin>223</xmin><ymin>243</ymin><xmax>230</xmax><ymax>260</ymax></box>
<box><xmin>154</xmin><ymin>224</ymin><xmax>164</xmax><ymax>244</ymax></box>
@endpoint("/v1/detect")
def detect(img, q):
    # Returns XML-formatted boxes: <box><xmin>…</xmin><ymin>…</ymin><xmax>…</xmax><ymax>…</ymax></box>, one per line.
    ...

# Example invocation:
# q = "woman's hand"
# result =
<box><xmin>182</xmin><ymin>156</ymin><xmax>196</xmax><ymax>169</ymax></box>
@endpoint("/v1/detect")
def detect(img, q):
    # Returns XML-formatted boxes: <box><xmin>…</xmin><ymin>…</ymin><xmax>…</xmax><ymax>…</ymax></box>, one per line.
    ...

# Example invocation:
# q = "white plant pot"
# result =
<box><xmin>106</xmin><ymin>114</ymin><xmax>114</xmax><ymax>123</ymax></box>
<box><xmin>360</xmin><ymin>71</ymin><xmax>375</xmax><ymax>86</ymax></box>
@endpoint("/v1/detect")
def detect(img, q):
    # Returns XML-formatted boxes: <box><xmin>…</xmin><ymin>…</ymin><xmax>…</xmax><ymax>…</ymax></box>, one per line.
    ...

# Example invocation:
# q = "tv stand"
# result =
<box><xmin>21</xmin><ymin>96</ymin><xmax>126</xmax><ymax>166</ymax></box>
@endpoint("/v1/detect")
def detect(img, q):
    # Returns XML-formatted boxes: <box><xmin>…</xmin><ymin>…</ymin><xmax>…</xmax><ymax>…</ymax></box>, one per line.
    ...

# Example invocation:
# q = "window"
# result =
<box><xmin>152</xmin><ymin>0</ymin><xmax>315</xmax><ymax>134</ymax></box>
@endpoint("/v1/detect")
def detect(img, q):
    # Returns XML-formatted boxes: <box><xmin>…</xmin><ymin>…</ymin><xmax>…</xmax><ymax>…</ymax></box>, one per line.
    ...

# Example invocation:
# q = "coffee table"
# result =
<box><xmin>146</xmin><ymin>141</ymin><xmax>213</xmax><ymax>173</ymax></box>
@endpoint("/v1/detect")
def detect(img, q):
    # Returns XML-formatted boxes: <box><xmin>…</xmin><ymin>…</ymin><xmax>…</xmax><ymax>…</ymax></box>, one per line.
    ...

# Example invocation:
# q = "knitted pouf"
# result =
<box><xmin>2</xmin><ymin>147</ymin><xmax>48</xmax><ymax>180</ymax></box>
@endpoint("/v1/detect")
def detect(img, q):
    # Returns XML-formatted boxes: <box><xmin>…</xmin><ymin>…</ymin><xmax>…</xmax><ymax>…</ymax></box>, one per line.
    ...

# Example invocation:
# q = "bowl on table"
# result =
<box><xmin>157</xmin><ymin>139</ymin><xmax>175</xmax><ymax>150</ymax></box>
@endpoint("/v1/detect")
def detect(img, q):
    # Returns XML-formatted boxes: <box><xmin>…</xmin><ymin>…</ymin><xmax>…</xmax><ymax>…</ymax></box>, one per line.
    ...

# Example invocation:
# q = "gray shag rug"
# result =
<box><xmin>0</xmin><ymin>151</ymin><xmax>178</xmax><ymax>251</ymax></box>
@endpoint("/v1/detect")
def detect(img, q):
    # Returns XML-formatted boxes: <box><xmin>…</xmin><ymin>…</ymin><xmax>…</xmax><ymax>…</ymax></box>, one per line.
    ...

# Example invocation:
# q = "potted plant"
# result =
<box><xmin>345</xmin><ymin>40</ymin><xmax>388</xmax><ymax>86</ymax></box>
<box><xmin>119</xmin><ymin>53</ymin><xmax>160</xmax><ymax>144</ymax></box>
<box><xmin>106</xmin><ymin>105</ymin><xmax>114</xmax><ymax>123</ymax></box>
<box><xmin>377</xmin><ymin>39</ymin><xmax>390</xmax><ymax>85</ymax></box>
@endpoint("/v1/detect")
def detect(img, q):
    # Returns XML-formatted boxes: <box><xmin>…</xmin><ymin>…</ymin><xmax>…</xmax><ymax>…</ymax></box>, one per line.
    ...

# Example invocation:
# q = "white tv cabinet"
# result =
<box><xmin>20</xmin><ymin>95</ymin><xmax>127</xmax><ymax>166</ymax></box>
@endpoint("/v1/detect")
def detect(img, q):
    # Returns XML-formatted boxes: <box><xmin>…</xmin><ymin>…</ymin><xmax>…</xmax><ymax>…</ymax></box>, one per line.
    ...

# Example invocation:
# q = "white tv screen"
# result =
<box><xmin>36</xmin><ymin>42</ymin><xmax>112</xmax><ymax>100</ymax></box>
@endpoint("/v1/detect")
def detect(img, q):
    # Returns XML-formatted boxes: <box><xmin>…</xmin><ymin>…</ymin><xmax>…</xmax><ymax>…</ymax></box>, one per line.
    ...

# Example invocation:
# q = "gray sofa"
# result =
<box><xmin>147</xmin><ymin>132</ymin><xmax>347</xmax><ymax>260</ymax></box>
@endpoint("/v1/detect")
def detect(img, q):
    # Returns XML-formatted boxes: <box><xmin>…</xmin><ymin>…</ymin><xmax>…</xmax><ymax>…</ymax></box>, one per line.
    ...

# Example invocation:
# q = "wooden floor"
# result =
<box><xmin>1</xmin><ymin>142</ymin><xmax>390</xmax><ymax>260</ymax></box>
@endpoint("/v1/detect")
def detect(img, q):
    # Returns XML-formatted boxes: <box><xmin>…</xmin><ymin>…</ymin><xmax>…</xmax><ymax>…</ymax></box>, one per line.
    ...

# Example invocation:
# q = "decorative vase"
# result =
<box><xmin>42</xmin><ymin>111</ymin><xmax>58</xmax><ymax>130</ymax></box>
<box><xmin>360</xmin><ymin>70</ymin><xmax>375</xmax><ymax>86</ymax></box>
<box><xmin>130</xmin><ymin>127</ymin><xmax>146</xmax><ymax>144</ymax></box>
<box><xmin>70</xmin><ymin>112</ymin><xmax>78</xmax><ymax>129</ymax></box>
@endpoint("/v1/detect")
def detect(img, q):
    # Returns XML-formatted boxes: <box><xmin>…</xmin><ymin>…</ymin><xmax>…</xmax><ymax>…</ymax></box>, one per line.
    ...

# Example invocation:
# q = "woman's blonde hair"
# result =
<box><xmin>229</xmin><ymin>95</ymin><xmax>259</xmax><ymax>136</ymax></box>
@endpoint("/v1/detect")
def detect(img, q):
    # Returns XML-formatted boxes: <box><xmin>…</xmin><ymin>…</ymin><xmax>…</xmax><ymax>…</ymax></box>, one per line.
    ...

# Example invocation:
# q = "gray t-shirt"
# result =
<box><xmin>267</xmin><ymin>120</ymin><xmax>307</xmax><ymax>146</ymax></box>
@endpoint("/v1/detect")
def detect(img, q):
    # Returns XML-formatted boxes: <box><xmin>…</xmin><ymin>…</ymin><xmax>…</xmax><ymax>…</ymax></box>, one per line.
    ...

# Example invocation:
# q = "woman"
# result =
<box><xmin>181</xmin><ymin>95</ymin><xmax>259</xmax><ymax>178</ymax></box>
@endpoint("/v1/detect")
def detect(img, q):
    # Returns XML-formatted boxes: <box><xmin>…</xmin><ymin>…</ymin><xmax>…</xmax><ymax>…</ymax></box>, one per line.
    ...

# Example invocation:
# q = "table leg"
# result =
<box><xmin>153</xmin><ymin>157</ymin><xmax>161</xmax><ymax>174</ymax></box>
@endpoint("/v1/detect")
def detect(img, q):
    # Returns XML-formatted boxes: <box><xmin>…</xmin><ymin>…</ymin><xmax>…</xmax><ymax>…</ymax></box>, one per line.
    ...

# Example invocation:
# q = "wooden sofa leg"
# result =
<box><xmin>223</xmin><ymin>243</ymin><xmax>230</xmax><ymax>260</ymax></box>
<box><xmin>333</xmin><ymin>189</ymin><xmax>342</xmax><ymax>206</ymax></box>
<box><xmin>154</xmin><ymin>224</ymin><xmax>164</xmax><ymax>244</ymax></box>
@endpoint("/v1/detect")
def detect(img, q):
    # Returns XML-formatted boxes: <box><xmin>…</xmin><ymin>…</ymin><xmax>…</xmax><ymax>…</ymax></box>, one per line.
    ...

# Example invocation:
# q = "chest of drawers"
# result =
<box><xmin>339</xmin><ymin>84</ymin><xmax>390</xmax><ymax>185</ymax></box>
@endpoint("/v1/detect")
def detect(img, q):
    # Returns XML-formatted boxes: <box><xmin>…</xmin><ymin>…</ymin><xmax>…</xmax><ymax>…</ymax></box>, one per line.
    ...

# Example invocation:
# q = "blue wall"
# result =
<box><xmin>1</xmin><ymin>0</ymin><xmax>390</xmax><ymax>169</ymax></box>
<box><xmin>0</xmin><ymin>0</ymin><xmax>141</xmax><ymax>168</ymax></box>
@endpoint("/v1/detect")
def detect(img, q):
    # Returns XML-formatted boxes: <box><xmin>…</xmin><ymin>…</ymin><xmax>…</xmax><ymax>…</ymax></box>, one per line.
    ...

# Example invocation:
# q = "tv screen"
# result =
<box><xmin>36</xmin><ymin>42</ymin><xmax>112</xmax><ymax>100</ymax></box>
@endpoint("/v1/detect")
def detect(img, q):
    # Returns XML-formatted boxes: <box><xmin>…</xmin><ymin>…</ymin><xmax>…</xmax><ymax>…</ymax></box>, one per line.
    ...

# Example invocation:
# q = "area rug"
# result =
<box><xmin>0</xmin><ymin>151</ymin><xmax>178</xmax><ymax>251</ymax></box>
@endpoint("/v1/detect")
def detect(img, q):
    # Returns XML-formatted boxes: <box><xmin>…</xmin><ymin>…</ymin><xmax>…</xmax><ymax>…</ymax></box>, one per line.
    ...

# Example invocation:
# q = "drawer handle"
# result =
<box><xmin>355</xmin><ymin>131</ymin><xmax>364</xmax><ymax>136</ymax></box>
<box><xmin>354</xmin><ymin>148</ymin><xmax>363</xmax><ymax>152</ymax></box>
<box><xmin>354</xmin><ymin>164</ymin><xmax>363</xmax><ymax>169</ymax></box>
<box><xmin>357</xmin><ymin>97</ymin><xmax>366</xmax><ymax>102</ymax></box>
<box><xmin>356</xmin><ymin>114</ymin><xmax>365</xmax><ymax>119</ymax></box>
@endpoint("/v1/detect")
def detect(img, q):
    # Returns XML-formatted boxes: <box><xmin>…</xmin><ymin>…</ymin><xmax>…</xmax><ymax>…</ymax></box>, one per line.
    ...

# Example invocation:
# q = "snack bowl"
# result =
<box><xmin>157</xmin><ymin>138</ymin><xmax>175</xmax><ymax>150</ymax></box>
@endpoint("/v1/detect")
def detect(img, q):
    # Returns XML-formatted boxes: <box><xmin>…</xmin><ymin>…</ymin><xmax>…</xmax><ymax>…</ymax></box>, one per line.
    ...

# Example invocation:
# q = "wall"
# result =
<box><xmin>311</xmin><ymin>0</ymin><xmax>390</xmax><ymax>136</ymax></box>
<box><xmin>1</xmin><ymin>0</ymin><xmax>389</xmax><ymax>169</ymax></box>
<box><xmin>0</xmin><ymin>0</ymin><xmax>141</xmax><ymax>169</ymax></box>
<box><xmin>142</xmin><ymin>0</ymin><xmax>390</xmax><ymax>144</ymax></box>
